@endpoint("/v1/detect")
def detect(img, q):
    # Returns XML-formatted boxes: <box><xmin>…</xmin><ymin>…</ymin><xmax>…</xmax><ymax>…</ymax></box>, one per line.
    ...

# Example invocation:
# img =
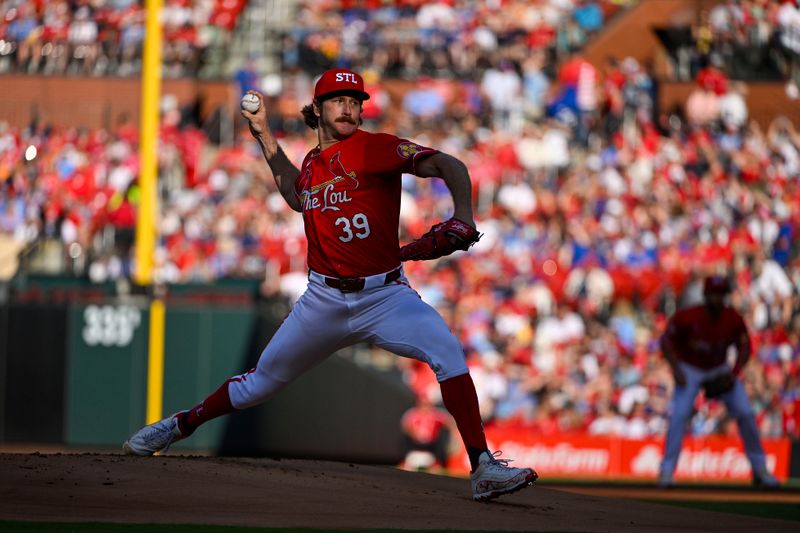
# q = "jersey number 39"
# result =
<box><xmin>335</xmin><ymin>213</ymin><xmax>371</xmax><ymax>242</ymax></box>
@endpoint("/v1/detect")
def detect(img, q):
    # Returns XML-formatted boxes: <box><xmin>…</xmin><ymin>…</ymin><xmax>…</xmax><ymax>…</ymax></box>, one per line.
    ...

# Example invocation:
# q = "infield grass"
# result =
<box><xmin>641</xmin><ymin>500</ymin><xmax>800</xmax><ymax>522</ymax></box>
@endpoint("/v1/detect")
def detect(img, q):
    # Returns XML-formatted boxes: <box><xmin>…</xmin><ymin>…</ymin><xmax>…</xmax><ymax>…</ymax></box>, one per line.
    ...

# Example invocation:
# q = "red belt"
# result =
<box><xmin>323</xmin><ymin>268</ymin><xmax>402</xmax><ymax>293</ymax></box>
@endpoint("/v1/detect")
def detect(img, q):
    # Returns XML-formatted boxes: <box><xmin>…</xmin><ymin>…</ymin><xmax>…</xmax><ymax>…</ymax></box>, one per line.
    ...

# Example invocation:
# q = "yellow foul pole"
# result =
<box><xmin>136</xmin><ymin>0</ymin><xmax>166</xmax><ymax>425</ymax></box>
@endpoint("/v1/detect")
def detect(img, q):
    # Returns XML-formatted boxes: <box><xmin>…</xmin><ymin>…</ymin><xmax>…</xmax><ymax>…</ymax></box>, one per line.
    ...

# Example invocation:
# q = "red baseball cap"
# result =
<box><xmin>314</xmin><ymin>68</ymin><xmax>370</xmax><ymax>101</ymax></box>
<box><xmin>703</xmin><ymin>276</ymin><xmax>731</xmax><ymax>294</ymax></box>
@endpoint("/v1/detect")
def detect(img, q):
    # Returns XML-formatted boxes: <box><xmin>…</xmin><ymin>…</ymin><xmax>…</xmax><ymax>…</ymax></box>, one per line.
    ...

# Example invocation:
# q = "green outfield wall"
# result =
<box><xmin>64</xmin><ymin>301</ymin><xmax>258</xmax><ymax>450</ymax></box>
<box><xmin>1</xmin><ymin>279</ymin><xmax>414</xmax><ymax>463</ymax></box>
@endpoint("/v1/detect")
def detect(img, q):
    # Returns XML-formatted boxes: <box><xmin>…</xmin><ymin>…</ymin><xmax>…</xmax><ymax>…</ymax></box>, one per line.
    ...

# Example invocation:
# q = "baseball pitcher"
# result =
<box><xmin>123</xmin><ymin>68</ymin><xmax>537</xmax><ymax>501</ymax></box>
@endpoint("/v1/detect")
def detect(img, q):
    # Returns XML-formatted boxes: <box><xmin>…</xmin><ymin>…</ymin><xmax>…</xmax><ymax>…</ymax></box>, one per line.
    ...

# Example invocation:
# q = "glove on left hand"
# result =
<box><xmin>399</xmin><ymin>218</ymin><xmax>481</xmax><ymax>261</ymax></box>
<box><xmin>702</xmin><ymin>372</ymin><xmax>736</xmax><ymax>399</ymax></box>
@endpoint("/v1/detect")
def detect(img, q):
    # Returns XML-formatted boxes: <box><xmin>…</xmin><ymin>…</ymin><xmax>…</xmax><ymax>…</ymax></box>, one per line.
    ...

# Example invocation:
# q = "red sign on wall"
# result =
<box><xmin>447</xmin><ymin>428</ymin><xmax>790</xmax><ymax>482</ymax></box>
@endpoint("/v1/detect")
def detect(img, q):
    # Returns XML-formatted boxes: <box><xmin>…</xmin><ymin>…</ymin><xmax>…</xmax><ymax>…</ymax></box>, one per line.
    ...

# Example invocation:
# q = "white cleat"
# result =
<box><xmin>122</xmin><ymin>413</ymin><xmax>185</xmax><ymax>456</ymax></box>
<box><xmin>470</xmin><ymin>451</ymin><xmax>537</xmax><ymax>502</ymax></box>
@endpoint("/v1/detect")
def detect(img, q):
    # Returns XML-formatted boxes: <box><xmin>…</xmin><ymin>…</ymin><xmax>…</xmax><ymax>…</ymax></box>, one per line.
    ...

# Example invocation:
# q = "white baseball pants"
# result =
<box><xmin>660</xmin><ymin>361</ymin><xmax>769</xmax><ymax>477</ymax></box>
<box><xmin>227</xmin><ymin>267</ymin><xmax>469</xmax><ymax>409</ymax></box>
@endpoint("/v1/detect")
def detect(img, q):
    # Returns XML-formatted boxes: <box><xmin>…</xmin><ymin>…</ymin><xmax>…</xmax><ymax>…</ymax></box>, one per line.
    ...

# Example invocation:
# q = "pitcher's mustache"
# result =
<box><xmin>336</xmin><ymin>117</ymin><xmax>356</xmax><ymax>124</ymax></box>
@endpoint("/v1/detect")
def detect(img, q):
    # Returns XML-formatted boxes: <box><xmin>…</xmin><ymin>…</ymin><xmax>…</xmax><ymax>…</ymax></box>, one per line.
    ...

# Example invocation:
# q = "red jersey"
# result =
<box><xmin>402</xmin><ymin>406</ymin><xmax>450</xmax><ymax>444</ymax></box>
<box><xmin>662</xmin><ymin>305</ymin><xmax>749</xmax><ymax>369</ymax></box>
<box><xmin>296</xmin><ymin>129</ymin><xmax>438</xmax><ymax>277</ymax></box>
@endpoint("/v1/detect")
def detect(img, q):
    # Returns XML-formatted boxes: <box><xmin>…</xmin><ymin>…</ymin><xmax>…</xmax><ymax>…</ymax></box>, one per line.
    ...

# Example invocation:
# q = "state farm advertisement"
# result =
<box><xmin>447</xmin><ymin>428</ymin><xmax>790</xmax><ymax>482</ymax></box>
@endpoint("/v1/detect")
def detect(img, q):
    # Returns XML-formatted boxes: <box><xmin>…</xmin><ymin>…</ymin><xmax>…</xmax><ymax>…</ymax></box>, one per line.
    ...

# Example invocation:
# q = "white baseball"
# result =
<box><xmin>241</xmin><ymin>93</ymin><xmax>260</xmax><ymax>113</ymax></box>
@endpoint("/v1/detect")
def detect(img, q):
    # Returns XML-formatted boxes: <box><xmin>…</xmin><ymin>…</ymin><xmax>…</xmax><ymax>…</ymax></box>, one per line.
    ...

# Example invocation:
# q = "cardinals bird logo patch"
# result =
<box><xmin>397</xmin><ymin>142</ymin><xmax>424</xmax><ymax>159</ymax></box>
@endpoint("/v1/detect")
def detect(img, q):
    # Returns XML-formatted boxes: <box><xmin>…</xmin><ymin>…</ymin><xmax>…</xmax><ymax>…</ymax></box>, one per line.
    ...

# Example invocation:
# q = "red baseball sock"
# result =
<box><xmin>177</xmin><ymin>379</ymin><xmax>236</xmax><ymax>436</ymax></box>
<box><xmin>439</xmin><ymin>373</ymin><xmax>488</xmax><ymax>471</ymax></box>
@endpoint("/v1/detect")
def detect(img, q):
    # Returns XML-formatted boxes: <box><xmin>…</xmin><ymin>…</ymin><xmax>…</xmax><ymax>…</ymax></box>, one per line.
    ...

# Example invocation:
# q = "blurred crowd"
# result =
<box><xmin>664</xmin><ymin>0</ymin><xmax>800</xmax><ymax>86</ymax></box>
<box><xmin>0</xmin><ymin>0</ymin><xmax>246</xmax><ymax>78</ymax></box>
<box><xmin>1</xmin><ymin>0</ymin><xmax>799</xmax><ymax>442</ymax></box>
<box><xmin>284</xmin><ymin>0</ymin><xmax>615</xmax><ymax>79</ymax></box>
<box><xmin>383</xmin><ymin>60</ymin><xmax>800</xmax><ymax>442</ymax></box>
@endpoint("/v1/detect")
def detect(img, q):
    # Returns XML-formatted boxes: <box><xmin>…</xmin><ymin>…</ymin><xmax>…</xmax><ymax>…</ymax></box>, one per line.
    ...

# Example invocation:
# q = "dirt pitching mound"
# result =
<box><xmin>0</xmin><ymin>453</ymin><xmax>792</xmax><ymax>532</ymax></box>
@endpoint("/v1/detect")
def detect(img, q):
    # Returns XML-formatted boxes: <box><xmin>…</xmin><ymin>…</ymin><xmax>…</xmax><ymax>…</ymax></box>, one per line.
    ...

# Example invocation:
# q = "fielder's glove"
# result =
<box><xmin>701</xmin><ymin>372</ymin><xmax>736</xmax><ymax>399</ymax></box>
<box><xmin>399</xmin><ymin>217</ymin><xmax>481</xmax><ymax>261</ymax></box>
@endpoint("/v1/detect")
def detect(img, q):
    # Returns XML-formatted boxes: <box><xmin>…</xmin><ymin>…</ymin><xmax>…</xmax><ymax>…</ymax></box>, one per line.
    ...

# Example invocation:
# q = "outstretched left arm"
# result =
<box><xmin>414</xmin><ymin>152</ymin><xmax>475</xmax><ymax>227</ymax></box>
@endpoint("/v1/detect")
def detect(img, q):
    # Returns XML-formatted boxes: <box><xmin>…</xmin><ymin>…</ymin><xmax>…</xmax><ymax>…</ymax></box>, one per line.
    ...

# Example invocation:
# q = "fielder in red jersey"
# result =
<box><xmin>661</xmin><ymin>298</ymin><xmax>749</xmax><ymax>373</ymax></box>
<box><xmin>658</xmin><ymin>276</ymin><xmax>779</xmax><ymax>488</ymax></box>
<box><xmin>123</xmin><ymin>68</ymin><xmax>537</xmax><ymax>501</ymax></box>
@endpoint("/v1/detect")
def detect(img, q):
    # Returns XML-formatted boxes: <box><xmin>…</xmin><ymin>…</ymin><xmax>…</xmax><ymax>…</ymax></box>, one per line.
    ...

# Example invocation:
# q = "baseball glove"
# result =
<box><xmin>701</xmin><ymin>372</ymin><xmax>736</xmax><ymax>399</ymax></box>
<box><xmin>399</xmin><ymin>218</ymin><xmax>481</xmax><ymax>261</ymax></box>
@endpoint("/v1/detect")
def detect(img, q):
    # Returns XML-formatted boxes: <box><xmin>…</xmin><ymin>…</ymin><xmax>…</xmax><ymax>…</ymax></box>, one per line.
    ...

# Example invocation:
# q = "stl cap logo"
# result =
<box><xmin>335</xmin><ymin>72</ymin><xmax>359</xmax><ymax>84</ymax></box>
<box><xmin>397</xmin><ymin>142</ymin><xmax>423</xmax><ymax>159</ymax></box>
